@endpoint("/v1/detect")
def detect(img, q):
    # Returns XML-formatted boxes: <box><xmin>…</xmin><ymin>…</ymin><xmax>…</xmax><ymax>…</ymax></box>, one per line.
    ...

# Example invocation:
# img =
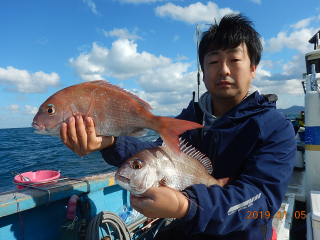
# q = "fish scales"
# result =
<box><xmin>162</xmin><ymin>153</ymin><xmax>211</xmax><ymax>189</ymax></box>
<box><xmin>72</xmin><ymin>83</ymin><xmax>149</xmax><ymax>136</ymax></box>
<box><xmin>32</xmin><ymin>80</ymin><xmax>203</xmax><ymax>157</ymax></box>
<box><xmin>68</xmin><ymin>83</ymin><xmax>152</xmax><ymax>136</ymax></box>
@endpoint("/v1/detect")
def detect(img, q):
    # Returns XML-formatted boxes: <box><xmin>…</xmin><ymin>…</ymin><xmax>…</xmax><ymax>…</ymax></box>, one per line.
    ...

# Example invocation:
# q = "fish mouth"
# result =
<box><xmin>32</xmin><ymin>122</ymin><xmax>45</xmax><ymax>131</ymax></box>
<box><xmin>115</xmin><ymin>173</ymin><xmax>130</xmax><ymax>184</ymax></box>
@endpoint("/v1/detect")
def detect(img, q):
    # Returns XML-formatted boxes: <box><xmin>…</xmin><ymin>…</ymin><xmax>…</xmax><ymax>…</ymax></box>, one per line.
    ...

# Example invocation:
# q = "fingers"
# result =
<box><xmin>60</xmin><ymin>122</ymin><xmax>74</xmax><ymax>152</ymax></box>
<box><xmin>86</xmin><ymin>117</ymin><xmax>115</xmax><ymax>150</ymax></box>
<box><xmin>130</xmin><ymin>187</ymin><xmax>189</xmax><ymax>219</ymax></box>
<box><xmin>75</xmin><ymin>114</ymin><xmax>88</xmax><ymax>155</ymax></box>
<box><xmin>67</xmin><ymin>116</ymin><xmax>84</xmax><ymax>156</ymax></box>
<box><xmin>60</xmin><ymin>115</ymin><xmax>114</xmax><ymax>156</ymax></box>
<box><xmin>86</xmin><ymin>117</ymin><xmax>99</xmax><ymax>144</ymax></box>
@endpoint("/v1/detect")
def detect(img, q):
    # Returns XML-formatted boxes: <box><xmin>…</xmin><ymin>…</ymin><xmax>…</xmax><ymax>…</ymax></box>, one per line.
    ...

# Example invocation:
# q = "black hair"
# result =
<box><xmin>199</xmin><ymin>13</ymin><xmax>262</xmax><ymax>71</ymax></box>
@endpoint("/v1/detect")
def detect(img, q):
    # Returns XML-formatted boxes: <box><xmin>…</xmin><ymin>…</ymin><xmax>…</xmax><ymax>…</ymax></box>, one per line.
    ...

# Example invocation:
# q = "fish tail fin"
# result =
<box><xmin>156</xmin><ymin>117</ymin><xmax>203</xmax><ymax>157</ymax></box>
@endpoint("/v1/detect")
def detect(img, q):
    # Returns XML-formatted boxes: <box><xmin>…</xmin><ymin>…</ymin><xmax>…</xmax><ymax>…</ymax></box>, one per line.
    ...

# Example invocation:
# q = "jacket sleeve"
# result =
<box><xmin>179</xmin><ymin>117</ymin><xmax>297</xmax><ymax>236</ymax></box>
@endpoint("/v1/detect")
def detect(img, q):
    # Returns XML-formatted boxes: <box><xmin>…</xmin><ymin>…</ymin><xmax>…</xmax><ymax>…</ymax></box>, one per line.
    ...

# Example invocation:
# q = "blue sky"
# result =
<box><xmin>1</xmin><ymin>0</ymin><xmax>319</xmax><ymax>128</ymax></box>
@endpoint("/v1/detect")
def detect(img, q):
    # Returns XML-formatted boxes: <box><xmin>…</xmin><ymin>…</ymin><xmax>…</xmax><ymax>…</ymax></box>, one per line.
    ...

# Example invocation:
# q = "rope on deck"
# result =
<box><xmin>85</xmin><ymin>211</ymin><xmax>133</xmax><ymax>240</ymax></box>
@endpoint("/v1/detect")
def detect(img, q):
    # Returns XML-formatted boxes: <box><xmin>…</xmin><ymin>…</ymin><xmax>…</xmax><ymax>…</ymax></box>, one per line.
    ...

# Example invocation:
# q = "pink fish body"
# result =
<box><xmin>32</xmin><ymin>80</ymin><xmax>203</xmax><ymax>156</ymax></box>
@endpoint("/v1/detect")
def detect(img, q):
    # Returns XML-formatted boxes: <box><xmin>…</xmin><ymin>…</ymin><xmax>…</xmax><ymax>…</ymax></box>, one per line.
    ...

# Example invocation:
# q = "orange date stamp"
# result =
<box><xmin>247</xmin><ymin>211</ymin><xmax>306</xmax><ymax>219</ymax></box>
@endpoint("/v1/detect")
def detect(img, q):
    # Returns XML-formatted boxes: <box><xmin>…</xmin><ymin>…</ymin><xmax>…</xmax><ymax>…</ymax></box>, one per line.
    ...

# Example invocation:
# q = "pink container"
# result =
<box><xmin>14</xmin><ymin>170</ymin><xmax>60</xmax><ymax>189</ymax></box>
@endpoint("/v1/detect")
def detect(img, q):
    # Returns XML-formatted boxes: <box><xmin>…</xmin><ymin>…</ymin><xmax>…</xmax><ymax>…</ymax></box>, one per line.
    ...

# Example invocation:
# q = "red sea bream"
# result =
<box><xmin>115</xmin><ymin>140</ymin><xmax>224</xmax><ymax>196</ymax></box>
<box><xmin>32</xmin><ymin>80</ymin><xmax>203</xmax><ymax>156</ymax></box>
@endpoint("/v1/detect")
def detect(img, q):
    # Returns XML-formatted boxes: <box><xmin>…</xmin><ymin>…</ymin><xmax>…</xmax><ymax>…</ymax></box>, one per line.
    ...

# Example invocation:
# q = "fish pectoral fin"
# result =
<box><xmin>218</xmin><ymin>176</ymin><xmax>236</xmax><ymax>187</ymax></box>
<box><xmin>158</xmin><ymin>178</ymin><xmax>204</xmax><ymax>211</ymax></box>
<box><xmin>159</xmin><ymin>177</ymin><xmax>168</xmax><ymax>186</ymax></box>
<box><xmin>128</xmin><ymin>128</ymin><xmax>149</xmax><ymax>137</ymax></box>
<box><xmin>51</xmin><ymin>134</ymin><xmax>61</xmax><ymax>138</ymax></box>
<box><xmin>70</xmin><ymin>103</ymin><xmax>79</xmax><ymax>116</ymax></box>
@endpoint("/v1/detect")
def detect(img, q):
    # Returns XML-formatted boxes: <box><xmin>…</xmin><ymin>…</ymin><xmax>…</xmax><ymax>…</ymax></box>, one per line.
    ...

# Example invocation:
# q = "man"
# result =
<box><xmin>61</xmin><ymin>13</ymin><xmax>296</xmax><ymax>240</ymax></box>
<box><xmin>298</xmin><ymin>111</ymin><xmax>305</xmax><ymax>127</ymax></box>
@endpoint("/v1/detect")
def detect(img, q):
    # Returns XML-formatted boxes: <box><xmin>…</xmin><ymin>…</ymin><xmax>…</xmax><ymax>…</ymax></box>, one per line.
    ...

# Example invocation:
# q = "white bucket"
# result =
<box><xmin>294</xmin><ymin>150</ymin><xmax>304</xmax><ymax>168</ymax></box>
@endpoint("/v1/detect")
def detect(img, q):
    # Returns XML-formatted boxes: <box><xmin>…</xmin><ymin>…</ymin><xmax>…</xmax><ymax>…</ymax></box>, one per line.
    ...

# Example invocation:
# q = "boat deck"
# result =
<box><xmin>272</xmin><ymin>168</ymin><xmax>306</xmax><ymax>239</ymax></box>
<box><xmin>0</xmin><ymin>173</ymin><xmax>131</xmax><ymax>240</ymax></box>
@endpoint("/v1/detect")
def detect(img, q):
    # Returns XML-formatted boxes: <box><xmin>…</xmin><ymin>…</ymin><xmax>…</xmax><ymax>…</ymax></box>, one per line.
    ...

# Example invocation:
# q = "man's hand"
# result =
<box><xmin>60</xmin><ymin>114</ymin><xmax>115</xmax><ymax>157</ymax></box>
<box><xmin>130</xmin><ymin>186</ymin><xmax>190</xmax><ymax>219</ymax></box>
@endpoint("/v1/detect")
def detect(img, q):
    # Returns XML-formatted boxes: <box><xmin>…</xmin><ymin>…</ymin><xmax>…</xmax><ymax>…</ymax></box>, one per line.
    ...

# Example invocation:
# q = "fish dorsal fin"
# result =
<box><xmin>179</xmin><ymin>138</ymin><xmax>213</xmax><ymax>174</ymax></box>
<box><xmin>87</xmin><ymin>80</ymin><xmax>153</xmax><ymax>111</ymax></box>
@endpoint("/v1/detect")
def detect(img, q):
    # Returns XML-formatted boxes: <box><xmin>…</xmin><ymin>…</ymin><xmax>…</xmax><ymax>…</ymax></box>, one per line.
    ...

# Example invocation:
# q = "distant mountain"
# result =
<box><xmin>167</xmin><ymin>106</ymin><xmax>305</xmax><ymax>117</ymax></box>
<box><xmin>277</xmin><ymin>105</ymin><xmax>305</xmax><ymax>114</ymax></box>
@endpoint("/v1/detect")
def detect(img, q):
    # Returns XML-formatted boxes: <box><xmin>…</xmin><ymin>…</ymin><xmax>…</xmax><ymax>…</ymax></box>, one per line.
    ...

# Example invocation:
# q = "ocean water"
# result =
<box><xmin>0</xmin><ymin>127</ymin><xmax>159</xmax><ymax>193</ymax></box>
<box><xmin>284</xmin><ymin>113</ymin><xmax>301</xmax><ymax>120</ymax></box>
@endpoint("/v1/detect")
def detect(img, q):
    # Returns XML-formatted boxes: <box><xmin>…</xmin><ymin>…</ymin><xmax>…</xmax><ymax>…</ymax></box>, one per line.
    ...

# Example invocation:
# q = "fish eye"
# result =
<box><xmin>131</xmin><ymin>159</ymin><xmax>143</xmax><ymax>169</ymax></box>
<box><xmin>46</xmin><ymin>105</ymin><xmax>55</xmax><ymax>115</ymax></box>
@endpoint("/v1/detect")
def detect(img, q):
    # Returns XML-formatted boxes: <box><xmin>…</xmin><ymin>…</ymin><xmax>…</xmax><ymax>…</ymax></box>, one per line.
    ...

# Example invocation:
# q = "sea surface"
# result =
<box><xmin>0</xmin><ymin>127</ymin><xmax>159</xmax><ymax>193</ymax></box>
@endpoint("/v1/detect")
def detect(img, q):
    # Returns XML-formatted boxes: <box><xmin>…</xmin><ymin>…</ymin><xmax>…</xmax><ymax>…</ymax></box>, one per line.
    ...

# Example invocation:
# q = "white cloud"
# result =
<box><xmin>16</xmin><ymin>94</ymin><xmax>26</xmax><ymax>101</ymax></box>
<box><xmin>259</xmin><ymin>54</ymin><xmax>305</xmax><ymax>82</ymax></box>
<box><xmin>5</xmin><ymin>104</ymin><xmax>19</xmax><ymax>113</ymax></box>
<box><xmin>4</xmin><ymin>104</ymin><xmax>38</xmax><ymax>115</ymax></box>
<box><xmin>282</xmin><ymin>54</ymin><xmax>306</xmax><ymax>77</ymax></box>
<box><xmin>259</xmin><ymin>60</ymin><xmax>281</xmax><ymax>70</ymax></box>
<box><xmin>136</xmin><ymin>62</ymin><xmax>193</xmax><ymax>93</ymax></box>
<box><xmin>252</xmin><ymin>20</ymin><xmax>317</xmax><ymax>109</ymax></box>
<box><xmin>82</xmin><ymin>0</ymin><xmax>99</xmax><ymax>15</ymax></box>
<box><xmin>291</xmin><ymin>17</ymin><xmax>315</xmax><ymax>30</ymax></box>
<box><xmin>23</xmin><ymin>105</ymin><xmax>38</xmax><ymax>115</ymax></box>
<box><xmin>77</xmin><ymin>44</ymin><xmax>91</xmax><ymax>52</ymax></box>
<box><xmin>261</xmin><ymin>19</ymin><xmax>319</xmax><ymax>91</ymax></box>
<box><xmin>102</xmin><ymin>28</ymin><xmax>141</xmax><ymax>40</ymax></box>
<box><xmin>264</xmin><ymin>27</ymin><xmax>316</xmax><ymax>54</ymax></box>
<box><xmin>0</xmin><ymin>116</ymin><xmax>35</xmax><ymax>128</ymax></box>
<box><xmin>0</xmin><ymin>66</ymin><xmax>61</xmax><ymax>93</ymax></box>
<box><xmin>175</xmin><ymin>55</ymin><xmax>188</xmax><ymax>61</ymax></box>
<box><xmin>253</xmin><ymin>75</ymin><xmax>304</xmax><ymax>96</ymax></box>
<box><xmin>155</xmin><ymin>2</ymin><xmax>235</xmax><ymax>24</ymax></box>
<box><xmin>0</xmin><ymin>116</ymin><xmax>9</xmax><ymax>121</ymax></box>
<box><xmin>115</xmin><ymin>0</ymin><xmax>166</xmax><ymax>3</ymax></box>
<box><xmin>131</xmin><ymin>89</ymin><xmax>192</xmax><ymax>116</ymax></box>
<box><xmin>131</xmin><ymin>62</ymin><xmax>207</xmax><ymax>115</ymax></box>
<box><xmin>173</xmin><ymin>34</ymin><xmax>180</xmax><ymax>42</ymax></box>
<box><xmin>36</xmin><ymin>36</ymin><xmax>48</xmax><ymax>44</ymax></box>
<box><xmin>128</xmin><ymin>74</ymin><xmax>207</xmax><ymax>116</ymax></box>
<box><xmin>254</xmin><ymin>57</ymin><xmax>305</xmax><ymax>97</ymax></box>
<box><xmin>250</xmin><ymin>0</ymin><xmax>261</xmax><ymax>4</ymax></box>
<box><xmin>69</xmin><ymin>40</ymin><xmax>171</xmax><ymax>81</ymax></box>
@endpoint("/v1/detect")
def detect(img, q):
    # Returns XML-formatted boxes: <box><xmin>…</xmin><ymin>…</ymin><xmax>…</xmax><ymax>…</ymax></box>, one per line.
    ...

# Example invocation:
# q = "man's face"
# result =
<box><xmin>202</xmin><ymin>43</ymin><xmax>257</xmax><ymax>104</ymax></box>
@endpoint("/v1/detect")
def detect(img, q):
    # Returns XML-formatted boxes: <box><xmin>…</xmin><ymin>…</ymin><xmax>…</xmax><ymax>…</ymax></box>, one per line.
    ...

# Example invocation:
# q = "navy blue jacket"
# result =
<box><xmin>100</xmin><ymin>91</ymin><xmax>297</xmax><ymax>240</ymax></box>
